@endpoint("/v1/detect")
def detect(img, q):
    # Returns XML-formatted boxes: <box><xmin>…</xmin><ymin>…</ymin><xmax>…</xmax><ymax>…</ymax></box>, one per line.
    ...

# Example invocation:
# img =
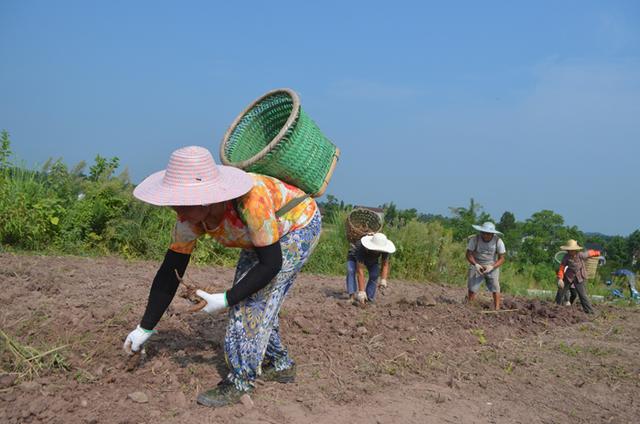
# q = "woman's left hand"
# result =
<box><xmin>195</xmin><ymin>290</ymin><xmax>228</xmax><ymax>314</ymax></box>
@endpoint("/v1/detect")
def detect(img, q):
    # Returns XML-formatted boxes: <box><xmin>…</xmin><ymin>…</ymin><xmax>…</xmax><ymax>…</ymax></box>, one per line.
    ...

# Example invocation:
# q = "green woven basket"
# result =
<box><xmin>220</xmin><ymin>88</ymin><xmax>340</xmax><ymax>196</ymax></box>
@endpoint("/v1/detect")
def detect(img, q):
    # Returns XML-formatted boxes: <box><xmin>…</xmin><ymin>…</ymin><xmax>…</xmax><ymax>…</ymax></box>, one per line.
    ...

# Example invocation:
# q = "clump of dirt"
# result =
<box><xmin>1</xmin><ymin>253</ymin><xmax>638</xmax><ymax>424</ymax></box>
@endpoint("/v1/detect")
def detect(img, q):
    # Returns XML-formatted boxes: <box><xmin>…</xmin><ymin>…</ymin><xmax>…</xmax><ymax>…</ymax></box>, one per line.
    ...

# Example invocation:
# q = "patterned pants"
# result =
<box><xmin>224</xmin><ymin>211</ymin><xmax>321</xmax><ymax>391</ymax></box>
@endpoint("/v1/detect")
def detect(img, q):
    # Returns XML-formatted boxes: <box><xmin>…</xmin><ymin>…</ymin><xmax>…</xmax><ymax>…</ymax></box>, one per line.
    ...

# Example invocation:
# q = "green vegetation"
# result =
<box><xmin>0</xmin><ymin>131</ymin><xmax>638</xmax><ymax>297</ymax></box>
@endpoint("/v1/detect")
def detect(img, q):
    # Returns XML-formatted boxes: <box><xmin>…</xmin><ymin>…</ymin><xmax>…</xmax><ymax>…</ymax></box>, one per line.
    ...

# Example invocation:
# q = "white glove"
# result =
<box><xmin>123</xmin><ymin>325</ymin><xmax>155</xmax><ymax>354</ymax></box>
<box><xmin>557</xmin><ymin>279</ymin><xmax>565</xmax><ymax>289</ymax></box>
<box><xmin>474</xmin><ymin>263</ymin><xmax>484</xmax><ymax>274</ymax></box>
<box><xmin>483</xmin><ymin>265</ymin><xmax>494</xmax><ymax>274</ymax></box>
<box><xmin>196</xmin><ymin>290</ymin><xmax>228</xmax><ymax>314</ymax></box>
<box><xmin>355</xmin><ymin>291</ymin><xmax>367</xmax><ymax>303</ymax></box>
<box><xmin>379</xmin><ymin>278</ymin><xmax>388</xmax><ymax>288</ymax></box>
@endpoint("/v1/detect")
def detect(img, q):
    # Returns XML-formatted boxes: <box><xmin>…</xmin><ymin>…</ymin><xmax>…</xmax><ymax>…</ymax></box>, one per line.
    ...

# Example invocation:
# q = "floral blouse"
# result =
<box><xmin>169</xmin><ymin>173</ymin><xmax>318</xmax><ymax>253</ymax></box>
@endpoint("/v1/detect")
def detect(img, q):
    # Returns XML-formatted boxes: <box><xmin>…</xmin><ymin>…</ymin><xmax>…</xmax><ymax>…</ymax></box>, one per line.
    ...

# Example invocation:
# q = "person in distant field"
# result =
<box><xmin>346</xmin><ymin>233</ymin><xmax>396</xmax><ymax>305</ymax></box>
<box><xmin>555</xmin><ymin>240</ymin><xmax>601</xmax><ymax>314</ymax></box>
<box><xmin>608</xmin><ymin>269</ymin><xmax>639</xmax><ymax>300</ymax></box>
<box><xmin>466</xmin><ymin>222</ymin><xmax>506</xmax><ymax>310</ymax></box>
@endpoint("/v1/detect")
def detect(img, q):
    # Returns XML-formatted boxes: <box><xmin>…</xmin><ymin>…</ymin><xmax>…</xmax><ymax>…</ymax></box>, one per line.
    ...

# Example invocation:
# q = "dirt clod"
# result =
<box><xmin>0</xmin><ymin>374</ymin><xmax>17</xmax><ymax>388</ymax></box>
<box><xmin>416</xmin><ymin>295</ymin><xmax>437</xmax><ymax>306</ymax></box>
<box><xmin>167</xmin><ymin>391</ymin><xmax>187</xmax><ymax>408</ymax></box>
<box><xmin>19</xmin><ymin>381</ymin><xmax>40</xmax><ymax>392</ymax></box>
<box><xmin>357</xmin><ymin>326</ymin><xmax>368</xmax><ymax>335</ymax></box>
<box><xmin>127</xmin><ymin>391</ymin><xmax>148</xmax><ymax>403</ymax></box>
<box><xmin>240</xmin><ymin>394</ymin><xmax>254</xmax><ymax>409</ymax></box>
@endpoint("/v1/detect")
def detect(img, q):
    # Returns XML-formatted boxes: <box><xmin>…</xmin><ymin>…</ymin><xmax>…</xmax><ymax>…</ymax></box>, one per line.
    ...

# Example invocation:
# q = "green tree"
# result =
<box><xmin>518</xmin><ymin>210</ymin><xmax>583</xmax><ymax>265</ymax></box>
<box><xmin>497</xmin><ymin>211</ymin><xmax>516</xmax><ymax>233</ymax></box>
<box><xmin>627</xmin><ymin>230</ymin><xmax>640</xmax><ymax>270</ymax></box>
<box><xmin>605</xmin><ymin>236</ymin><xmax>629</xmax><ymax>265</ymax></box>
<box><xmin>319</xmin><ymin>194</ymin><xmax>340</xmax><ymax>223</ymax></box>
<box><xmin>382</xmin><ymin>202</ymin><xmax>398</xmax><ymax>225</ymax></box>
<box><xmin>89</xmin><ymin>155</ymin><xmax>120</xmax><ymax>182</ymax></box>
<box><xmin>447</xmin><ymin>198</ymin><xmax>492</xmax><ymax>241</ymax></box>
<box><xmin>398</xmin><ymin>208</ymin><xmax>418</xmax><ymax>225</ymax></box>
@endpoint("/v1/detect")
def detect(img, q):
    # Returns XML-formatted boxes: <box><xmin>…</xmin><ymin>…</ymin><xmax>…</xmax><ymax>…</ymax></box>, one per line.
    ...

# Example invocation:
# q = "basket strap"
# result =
<box><xmin>276</xmin><ymin>195</ymin><xmax>310</xmax><ymax>218</ymax></box>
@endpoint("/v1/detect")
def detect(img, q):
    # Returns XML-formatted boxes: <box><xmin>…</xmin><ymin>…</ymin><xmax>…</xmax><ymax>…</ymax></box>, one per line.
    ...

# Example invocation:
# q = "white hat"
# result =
<box><xmin>472</xmin><ymin>222</ymin><xmax>503</xmax><ymax>235</ymax></box>
<box><xmin>361</xmin><ymin>233</ymin><xmax>396</xmax><ymax>254</ymax></box>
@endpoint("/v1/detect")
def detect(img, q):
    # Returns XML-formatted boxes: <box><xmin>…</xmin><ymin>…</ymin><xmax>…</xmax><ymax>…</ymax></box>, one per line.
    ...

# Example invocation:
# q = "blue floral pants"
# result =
<box><xmin>224</xmin><ymin>211</ymin><xmax>321</xmax><ymax>391</ymax></box>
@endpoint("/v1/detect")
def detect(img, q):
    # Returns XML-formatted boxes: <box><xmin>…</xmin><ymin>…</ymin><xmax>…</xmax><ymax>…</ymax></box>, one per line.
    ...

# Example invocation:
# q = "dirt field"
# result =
<box><xmin>1</xmin><ymin>253</ymin><xmax>639</xmax><ymax>424</ymax></box>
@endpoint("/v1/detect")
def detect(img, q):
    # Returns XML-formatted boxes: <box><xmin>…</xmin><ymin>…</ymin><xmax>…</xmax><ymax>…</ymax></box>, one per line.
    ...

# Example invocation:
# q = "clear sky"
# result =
<box><xmin>1</xmin><ymin>1</ymin><xmax>638</xmax><ymax>235</ymax></box>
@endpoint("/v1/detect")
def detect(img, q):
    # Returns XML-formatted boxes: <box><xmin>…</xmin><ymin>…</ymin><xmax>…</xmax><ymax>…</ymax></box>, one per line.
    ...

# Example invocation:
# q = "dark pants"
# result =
<box><xmin>555</xmin><ymin>286</ymin><xmax>577</xmax><ymax>305</ymax></box>
<box><xmin>556</xmin><ymin>278</ymin><xmax>593</xmax><ymax>314</ymax></box>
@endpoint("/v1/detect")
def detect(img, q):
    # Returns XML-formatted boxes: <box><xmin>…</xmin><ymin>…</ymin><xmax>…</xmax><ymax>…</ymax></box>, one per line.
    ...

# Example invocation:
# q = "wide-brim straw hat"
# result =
<box><xmin>560</xmin><ymin>239</ymin><xmax>583</xmax><ymax>251</ymax></box>
<box><xmin>133</xmin><ymin>146</ymin><xmax>254</xmax><ymax>206</ymax></box>
<box><xmin>361</xmin><ymin>233</ymin><xmax>396</xmax><ymax>254</ymax></box>
<box><xmin>472</xmin><ymin>222</ymin><xmax>503</xmax><ymax>235</ymax></box>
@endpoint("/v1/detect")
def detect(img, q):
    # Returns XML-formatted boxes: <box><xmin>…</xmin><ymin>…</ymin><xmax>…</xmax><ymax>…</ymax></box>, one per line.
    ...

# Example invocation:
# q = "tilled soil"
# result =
<box><xmin>0</xmin><ymin>253</ymin><xmax>639</xmax><ymax>423</ymax></box>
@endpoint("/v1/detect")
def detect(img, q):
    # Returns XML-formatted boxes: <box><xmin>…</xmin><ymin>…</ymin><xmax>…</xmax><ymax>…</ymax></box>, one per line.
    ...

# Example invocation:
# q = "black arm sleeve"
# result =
<box><xmin>140</xmin><ymin>249</ymin><xmax>191</xmax><ymax>330</ymax></box>
<box><xmin>225</xmin><ymin>242</ymin><xmax>283</xmax><ymax>306</ymax></box>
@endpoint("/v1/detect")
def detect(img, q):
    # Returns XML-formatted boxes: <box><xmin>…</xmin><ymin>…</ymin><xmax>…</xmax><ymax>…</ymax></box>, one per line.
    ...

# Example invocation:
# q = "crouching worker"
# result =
<box><xmin>555</xmin><ymin>240</ymin><xmax>600</xmax><ymax>314</ymax></box>
<box><xmin>466</xmin><ymin>222</ymin><xmax>506</xmax><ymax>310</ymax></box>
<box><xmin>346</xmin><ymin>233</ymin><xmax>395</xmax><ymax>304</ymax></box>
<box><xmin>609</xmin><ymin>269</ymin><xmax>639</xmax><ymax>301</ymax></box>
<box><xmin>122</xmin><ymin>146</ymin><xmax>321</xmax><ymax>407</ymax></box>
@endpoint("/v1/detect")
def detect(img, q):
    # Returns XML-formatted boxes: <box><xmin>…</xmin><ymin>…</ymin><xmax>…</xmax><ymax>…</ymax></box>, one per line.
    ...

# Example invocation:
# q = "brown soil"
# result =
<box><xmin>1</xmin><ymin>253</ymin><xmax>639</xmax><ymax>423</ymax></box>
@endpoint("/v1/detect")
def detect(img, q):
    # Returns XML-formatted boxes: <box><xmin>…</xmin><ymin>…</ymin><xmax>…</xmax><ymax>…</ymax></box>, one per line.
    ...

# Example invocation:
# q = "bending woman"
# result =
<box><xmin>122</xmin><ymin>146</ymin><xmax>321</xmax><ymax>407</ymax></box>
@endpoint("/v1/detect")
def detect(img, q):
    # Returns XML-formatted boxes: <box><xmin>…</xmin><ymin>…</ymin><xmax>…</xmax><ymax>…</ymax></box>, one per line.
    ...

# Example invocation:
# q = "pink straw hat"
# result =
<box><xmin>133</xmin><ymin>146</ymin><xmax>254</xmax><ymax>206</ymax></box>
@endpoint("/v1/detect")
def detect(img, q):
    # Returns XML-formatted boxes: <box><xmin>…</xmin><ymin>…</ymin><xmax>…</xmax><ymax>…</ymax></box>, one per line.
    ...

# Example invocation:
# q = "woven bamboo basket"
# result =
<box><xmin>220</xmin><ymin>88</ymin><xmax>339</xmax><ymax>197</ymax></box>
<box><xmin>585</xmin><ymin>256</ymin><xmax>599</xmax><ymax>280</ymax></box>
<box><xmin>345</xmin><ymin>208</ymin><xmax>383</xmax><ymax>243</ymax></box>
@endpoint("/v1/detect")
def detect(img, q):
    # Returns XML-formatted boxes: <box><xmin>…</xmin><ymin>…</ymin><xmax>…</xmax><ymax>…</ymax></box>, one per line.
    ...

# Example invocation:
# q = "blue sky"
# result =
<box><xmin>1</xmin><ymin>1</ymin><xmax>638</xmax><ymax>235</ymax></box>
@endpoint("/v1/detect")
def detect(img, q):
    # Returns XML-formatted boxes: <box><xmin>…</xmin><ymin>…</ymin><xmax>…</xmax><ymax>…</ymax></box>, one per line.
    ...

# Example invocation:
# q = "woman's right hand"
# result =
<box><xmin>123</xmin><ymin>325</ymin><xmax>155</xmax><ymax>354</ymax></box>
<box><xmin>355</xmin><ymin>291</ymin><xmax>367</xmax><ymax>304</ymax></box>
<box><xmin>557</xmin><ymin>279</ymin><xmax>565</xmax><ymax>289</ymax></box>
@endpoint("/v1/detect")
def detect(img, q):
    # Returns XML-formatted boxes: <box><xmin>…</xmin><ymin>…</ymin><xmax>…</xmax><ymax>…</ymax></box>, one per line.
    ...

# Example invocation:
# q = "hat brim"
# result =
<box><xmin>133</xmin><ymin>165</ymin><xmax>254</xmax><ymax>206</ymax></box>
<box><xmin>472</xmin><ymin>225</ymin><xmax>503</xmax><ymax>235</ymax></box>
<box><xmin>361</xmin><ymin>235</ymin><xmax>396</xmax><ymax>254</ymax></box>
<box><xmin>560</xmin><ymin>245</ymin><xmax>582</xmax><ymax>251</ymax></box>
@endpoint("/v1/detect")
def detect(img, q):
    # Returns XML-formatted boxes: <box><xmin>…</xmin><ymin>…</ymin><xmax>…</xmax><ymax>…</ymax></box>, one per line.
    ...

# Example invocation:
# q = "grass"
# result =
<box><xmin>0</xmin><ymin>328</ymin><xmax>70</xmax><ymax>380</ymax></box>
<box><xmin>558</xmin><ymin>341</ymin><xmax>582</xmax><ymax>357</ymax></box>
<box><xmin>470</xmin><ymin>329</ymin><xmax>487</xmax><ymax>345</ymax></box>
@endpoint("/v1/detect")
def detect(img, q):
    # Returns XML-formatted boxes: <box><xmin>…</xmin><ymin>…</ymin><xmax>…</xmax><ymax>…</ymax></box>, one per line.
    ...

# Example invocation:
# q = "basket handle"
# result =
<box><xmin>276</xmin><ymin>195</ymin><xmax>310</xmax><ymax>218</ymax></box>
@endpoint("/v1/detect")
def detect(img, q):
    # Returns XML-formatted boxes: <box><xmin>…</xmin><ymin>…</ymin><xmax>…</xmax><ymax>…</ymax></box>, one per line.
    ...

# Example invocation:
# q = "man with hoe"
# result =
<box><xmin>466</xmin><ymin>222</ymin><xmax>506</xmax><ymax>310</ymax></box>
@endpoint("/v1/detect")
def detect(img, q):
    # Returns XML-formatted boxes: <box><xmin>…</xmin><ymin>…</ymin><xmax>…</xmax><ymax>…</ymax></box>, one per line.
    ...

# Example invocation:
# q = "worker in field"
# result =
<box><xmin>555</xmin><ymin>240</ymin><xmax>601</xmax><ymax>314</ymax></box>
<box><xmin>122</xmin><ymin>146</ymin><xmax>320</xmax><ymax>408</ymax></box>
<box><xmin>466</xmin><ymin>222</ymin><xmax>506</xmax><ymax>310</ymax></box>
<box><xmin>607</xmin><ymin>269</ymin><xmax>639</xmax><ymax>301</ymax></box>
<box><xmin>346</xmin><ymin>232</ymin><xmax>396</xmax><ymax>305</ymax></box>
